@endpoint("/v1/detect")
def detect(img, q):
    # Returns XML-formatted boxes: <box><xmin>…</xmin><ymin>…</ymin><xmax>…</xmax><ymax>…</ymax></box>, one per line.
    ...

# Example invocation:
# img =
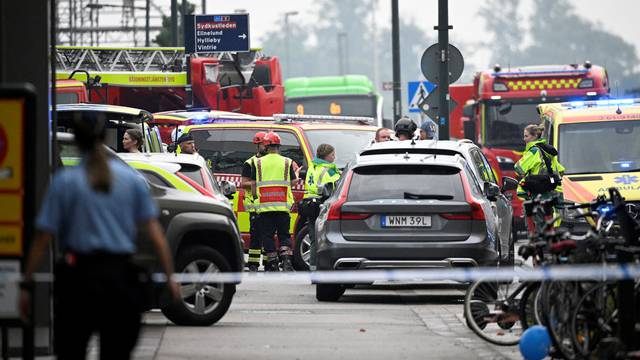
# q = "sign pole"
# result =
<box><xmin>391</xmin><ymin>0</ymin><xmax>402</xmax><ymax>124</ymax></box>
<box><xmin>436</xmin><ymin>0</ymin><xmax>451</xmax><ymax>140</ymax></box>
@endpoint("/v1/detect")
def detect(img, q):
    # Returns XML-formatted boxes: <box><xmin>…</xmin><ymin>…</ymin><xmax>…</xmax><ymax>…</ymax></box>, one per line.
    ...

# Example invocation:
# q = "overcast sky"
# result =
<box><xmin>199</xmin><ymin>0</ymin><xmax>640</xmax><ymax>73</ymax></box>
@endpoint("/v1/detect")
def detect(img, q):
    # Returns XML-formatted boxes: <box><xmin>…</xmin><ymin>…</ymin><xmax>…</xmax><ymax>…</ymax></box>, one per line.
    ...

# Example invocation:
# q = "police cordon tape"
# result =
<box><xmin>19</xmin><ymin>263</ymin><xmax>640</xmax><ymax>284</ymax></box>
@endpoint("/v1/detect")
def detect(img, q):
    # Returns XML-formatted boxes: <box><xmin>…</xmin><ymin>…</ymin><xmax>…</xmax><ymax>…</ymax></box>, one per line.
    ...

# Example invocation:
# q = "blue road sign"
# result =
<box><xmin>184</xmin><ymin>14</ymin><xmax>250</xmax><ymax>53</ymax></box>
<box><xmin>407</xmin><ymin>81</ymin><xmax>436</xmax><ymax>113</ymax></box>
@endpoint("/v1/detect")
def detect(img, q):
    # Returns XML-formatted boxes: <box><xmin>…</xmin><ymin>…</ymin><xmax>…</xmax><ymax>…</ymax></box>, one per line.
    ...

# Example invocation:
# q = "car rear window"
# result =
<box><xmin>347</xmin><ymin>165</ymin><xmax>464</xmax><ymax>201</ymax></box>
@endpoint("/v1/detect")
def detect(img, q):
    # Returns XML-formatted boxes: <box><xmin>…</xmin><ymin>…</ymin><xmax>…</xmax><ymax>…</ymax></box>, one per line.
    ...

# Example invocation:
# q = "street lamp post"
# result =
<box><xmin>284</xmin><ymin>11</ymin><xmax>299</xmax><ymax>79</ymax></box>
<box><xmin>337</xmin><ymin>32</ymin><xmax>347</xmax><ymax>75</ymax></box>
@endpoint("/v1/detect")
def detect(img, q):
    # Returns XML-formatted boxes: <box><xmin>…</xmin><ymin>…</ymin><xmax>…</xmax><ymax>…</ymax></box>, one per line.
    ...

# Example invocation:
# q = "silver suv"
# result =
<box><xmin>314</xmin><ymin>141</ymin><xmax>517</xmax><ymax>301</ymax></box>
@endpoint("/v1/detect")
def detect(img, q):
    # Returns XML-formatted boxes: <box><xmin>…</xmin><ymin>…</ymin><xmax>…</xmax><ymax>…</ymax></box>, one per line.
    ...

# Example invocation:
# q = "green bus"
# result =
<box><xmin>284</xmin><ymin>75</ymin><xmax>385</xmax><ymax>127</ymax></box>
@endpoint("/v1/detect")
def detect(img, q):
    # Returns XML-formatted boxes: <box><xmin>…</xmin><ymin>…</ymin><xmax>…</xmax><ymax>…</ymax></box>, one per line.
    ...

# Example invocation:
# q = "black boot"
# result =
<box><xmin>280</xmin><ymin>255</ymin><xmax>294</xmax><ymax>272</ymax></box>
<box><xmin>265</xmin><ymin>257</ymin><xmax>280</xmax><ymax>272</ymax></box>
<box><xmin>248</xmin><ymin>263</ymin><xmax>259</xmax><ymax>272</ymax></box>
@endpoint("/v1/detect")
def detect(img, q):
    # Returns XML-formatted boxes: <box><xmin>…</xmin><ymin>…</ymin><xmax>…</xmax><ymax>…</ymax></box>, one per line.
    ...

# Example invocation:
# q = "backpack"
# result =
<box><xmin>521</xmin><ymin>145</ymin><xmax>561</xmax><ymax>194</ymax></box>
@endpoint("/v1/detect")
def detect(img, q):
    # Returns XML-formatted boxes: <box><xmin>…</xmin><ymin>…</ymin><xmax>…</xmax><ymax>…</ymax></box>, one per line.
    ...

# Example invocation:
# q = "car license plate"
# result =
<box><xmin>381</xmin><ymin>215</ymin><xmax>431</xmax><ymax>227</ymax></box>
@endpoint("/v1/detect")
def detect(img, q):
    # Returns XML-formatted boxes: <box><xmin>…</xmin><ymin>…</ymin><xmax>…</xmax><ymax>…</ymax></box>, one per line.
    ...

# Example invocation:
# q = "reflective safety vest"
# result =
<box><xmin>515</xmin><ymin>139</ymin><xmax>565</xmax><ymax>199</ymax></box>
<box><xmin>243</xmin><ymin>156</ymin><xmax>258</xmax><ymax>213</ymax></box>
<box><xmin>255</xmin><ymin>153</ymin><xmax>293</xmax><ymax>213</ymax></box>
<box><xmin>304</xmin><ymin>160</ymin><xmax>341</xmax><ymax>199</ymax></box>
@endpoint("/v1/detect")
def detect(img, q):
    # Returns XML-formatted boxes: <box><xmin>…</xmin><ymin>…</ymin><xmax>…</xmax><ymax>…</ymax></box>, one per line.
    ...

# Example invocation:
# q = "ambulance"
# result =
<box><xmin>537</xmin><ymin>99</ymin><xmax>640</xmax><ymax>225</ymax></box>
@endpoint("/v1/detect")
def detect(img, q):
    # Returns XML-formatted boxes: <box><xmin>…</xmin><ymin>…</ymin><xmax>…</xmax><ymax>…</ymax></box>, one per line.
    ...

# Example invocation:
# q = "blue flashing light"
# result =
<box><xmin>619</xmin><ymin>98</ymin><xmax>634</xmax><ymax>105</ymax></box>
<box><xmin>621</xmin><ymin>162</ymin><xmax>631</xmax><ymax>169</ymax></box>
<box><xmin>186</xmin><ymin>113</ymin><xmax>212</xmax><ymax>125</ymax></box>
<box><xmin>597</xmin><ymin>205</ymin><xmax>613</xmax><ymax>215</ymax></box>
<box><xmin>569</xmin><ymin>101</ymin><xmax>585</xmax><ymax>107</ymax></box>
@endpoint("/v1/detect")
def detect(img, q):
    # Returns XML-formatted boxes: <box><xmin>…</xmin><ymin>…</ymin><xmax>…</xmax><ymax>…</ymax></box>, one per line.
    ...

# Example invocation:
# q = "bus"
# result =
<box><xmin>284</xmin><ymin>75</ymin><xmax>386</xmax><ymax>127</ymax></box>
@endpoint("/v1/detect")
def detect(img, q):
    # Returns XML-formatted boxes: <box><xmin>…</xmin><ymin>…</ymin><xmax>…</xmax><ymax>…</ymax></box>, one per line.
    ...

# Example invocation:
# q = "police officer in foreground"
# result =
<box><xmin>394</xmin><ymin>116</ymin><xmax>418</xmax><ymax>141</ymax></box>
<box><xmin>302</xmin><ymin>144</ymin><xmax>341</xmax><ymax>271</ymax></box>
<box><xmin>250</xmin><ymin>132</ymin><xmax>298</xmax><ymax>271</ymax></box>
<box><xmin>242</xmin><ymin>132</ymin><xmax>267</xmax><ymax>272</ymax></box>
<box><xmin>20</xmin><ymin>112</ymin><xmax>179</xmax><ymax>358</ymax></box>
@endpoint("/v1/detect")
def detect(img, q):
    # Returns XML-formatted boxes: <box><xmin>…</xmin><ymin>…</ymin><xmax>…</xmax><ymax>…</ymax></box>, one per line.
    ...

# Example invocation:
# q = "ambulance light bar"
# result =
<box><xmin>566</xmin><ymin>98</ymin><xmax>639</xmax><ymax>108</ymax></box>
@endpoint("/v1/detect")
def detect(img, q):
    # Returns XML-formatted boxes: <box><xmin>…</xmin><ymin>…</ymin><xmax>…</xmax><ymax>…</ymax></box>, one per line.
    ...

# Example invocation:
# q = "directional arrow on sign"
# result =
<box><xmin>238</xmin><ymin>34</ymin><xmax>247</xmax><ymax>39</ymax></box>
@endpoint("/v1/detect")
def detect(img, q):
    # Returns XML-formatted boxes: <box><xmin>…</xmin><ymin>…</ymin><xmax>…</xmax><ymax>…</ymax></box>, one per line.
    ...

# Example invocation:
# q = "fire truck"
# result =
<box><xmin>54</xmin><ymin>46</ymin><xmax>284</xmax><ymax>116</ymax></box>
<box><xmin>456</xmin><ymin>62</ymin><xmax>610</xmax><ymax>231</ymax></box>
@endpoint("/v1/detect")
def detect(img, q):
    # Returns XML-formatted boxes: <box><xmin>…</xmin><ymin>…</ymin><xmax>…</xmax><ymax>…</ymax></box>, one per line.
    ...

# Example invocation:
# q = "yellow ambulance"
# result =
<box><xmin>537</xmin><ymin>99</ymin><xmax>640</xmax><ymax>221</ymax></box>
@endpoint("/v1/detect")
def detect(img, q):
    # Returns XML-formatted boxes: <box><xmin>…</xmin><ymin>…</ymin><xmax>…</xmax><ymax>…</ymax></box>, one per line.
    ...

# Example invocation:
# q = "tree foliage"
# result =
<box><xmin>154</xmin><ymin>1</ymin><xmax>195</xmax><ymax>47</ymax></box>
<box><xmin>479</xmin><ymin>0</ymin><xmax>639</xmax><ymax>91</ymax></box>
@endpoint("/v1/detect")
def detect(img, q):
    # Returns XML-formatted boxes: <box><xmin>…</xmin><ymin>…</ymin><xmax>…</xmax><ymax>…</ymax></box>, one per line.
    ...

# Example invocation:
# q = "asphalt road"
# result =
<box><xmin>103</xmin><ymin>279</ymin><xmax>524</xmax><ymax>360</ymax></box>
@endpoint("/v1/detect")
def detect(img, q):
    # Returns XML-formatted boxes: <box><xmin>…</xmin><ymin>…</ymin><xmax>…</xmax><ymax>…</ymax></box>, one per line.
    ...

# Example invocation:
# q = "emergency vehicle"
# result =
<box><xmin>457</xmin><ymin>63</ymin><xmax>610</xmax><ymax>229</ymax></box>
<box><xmin>55</xmin><ymin>46</ymin><xmax>284</xmax><ymax>116</ymax></box>
<box><xmin>182</xmin><ymin>114</ymin><xmax>379</xmax><ymax>270</ymax></box>
<box><xmin>55</xmin><ymin>78</ymin><xmax>88</xmax><ymax>104</ymax></box>
<box><xmin>537</xmin><ymin>99</ymin><xmax>640</xmax><ymax>223</ymax></box>
<box><xmin>150</xmin><ymin>109</ymin><xmax>262</xmax><ymax>144</ymax></box>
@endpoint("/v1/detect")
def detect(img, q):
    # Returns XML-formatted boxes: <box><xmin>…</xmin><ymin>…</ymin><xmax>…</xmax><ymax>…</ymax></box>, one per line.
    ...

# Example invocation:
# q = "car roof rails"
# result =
<box><xmin>272</xmin><ymin>113</ymin><xmax>374</xmax><ymax>125</ymax></box>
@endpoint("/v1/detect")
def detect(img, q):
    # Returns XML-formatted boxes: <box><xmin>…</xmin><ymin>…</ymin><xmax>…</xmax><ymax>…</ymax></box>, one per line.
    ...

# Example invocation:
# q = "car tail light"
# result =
<box><xmin>440</xmin><ymin>213</ymin><xmax>472</xmax><ymax>220</ymax></box>
<box><xmin>326</xmin><ymin>171</ymin><xmax>371</xmax><ymax>221</ymax></box>
<box><xmin>177</xmin><ymin>172</ymin><xmax>217</xmax><ymax>199</ymax></box>
<box><xmin>459</xmin><ymin>173</ymin><xmax>486</xmax><ymax>221</ymax></box>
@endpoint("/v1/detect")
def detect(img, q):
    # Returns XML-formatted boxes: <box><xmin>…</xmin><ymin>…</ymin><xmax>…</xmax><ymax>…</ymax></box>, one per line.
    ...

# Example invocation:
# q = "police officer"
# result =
<box><xmin>515</xmin><ymin>124</ymin><xmax>565</xmax><ymax>232</ymax></box>
<box><xmin>303</xmin><ymin>144</ymin><xmax>341</xmax><ymax>270</ymax></box>
<box><xmin>251</xmin><ymin>132</ymin><xmax>298</xmax><ymax>271</ymax></box>
<box><xmin>419</xmin><ymin>118</ymin><xmax>438</xmax><ymax>140</ymax></box>
<box><xmin>242</xmin><ymin>131</ymin><xmax>267</xmax><ymax>272</ymax></box>
<box><xmin>20</xmin><ymin>112</ymin><xmax>179</xmax><ymax>359</ymax></box>
<box><xmin>394</xmin><ymin>116</ymin><xmax>418</xmax><ymax>141</ymax></box>
<box><xmin>176</xmin><ymin>133</ymin><xmax>197</xmax><ymax>154</ymax></box>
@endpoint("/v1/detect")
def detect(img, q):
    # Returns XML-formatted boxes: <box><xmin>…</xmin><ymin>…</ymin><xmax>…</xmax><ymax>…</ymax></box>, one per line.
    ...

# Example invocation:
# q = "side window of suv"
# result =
<box><xmin>470</xmin><ymin>149</ymin><xmax>497</xmax><ymax>184</ymax></box>
<box><xmin>191</xmin><ymin>128</ymin><xmax>306</xmax><ymax>175</ymax></box>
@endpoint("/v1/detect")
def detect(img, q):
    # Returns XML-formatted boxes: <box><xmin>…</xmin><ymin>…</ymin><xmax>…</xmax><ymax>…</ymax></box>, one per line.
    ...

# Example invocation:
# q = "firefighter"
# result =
<box><xmin>241</xmin><ymin>131</ymin><xmax>268</xmax><ymax>272</ymax></box>
<box><xmin>251</xmin><ymin>132</ymin><xmax>298</xmax><ymax>271</ymax></box>
<box><xmin>394</xmin><ymin>116</ymin><xmax>418</xmax><ymax>141</ymax></box>
<box><xmin>302</xmin><ymin>144</ymin><xmax>341</xmax><ymax>270</ymax></box>
<box><xmin>515</xmin><ymin>124</ymin><xmax>565</xmax><ymax>233</ymax></box>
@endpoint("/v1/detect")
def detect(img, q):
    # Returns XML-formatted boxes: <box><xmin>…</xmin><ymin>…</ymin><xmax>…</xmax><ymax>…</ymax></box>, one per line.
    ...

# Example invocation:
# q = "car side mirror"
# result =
<box><xmin>484</xmin><ymin>182</ymin><xmax>501</xmax><ymax>201</ymax></box>
<box><xmin>501</xmin><ymin>176</ymin><xmax>518</xmax><ymax>193</ymax></box>
<box><xmin>463</xmin><ymin>119</ymin><xmax>476</xmax><ymax>141</ymax></box>
<box><xmin>498</xmin><ymin>102</ymin><xmax>512</xmax><ymax>115</ymax></box>
<box><xmin>318</xmin><ymin>183</ymin><xmax>334</xmax><ymax>199</ymax></box>
<box><xmin>220</xmin><ymin>180</ymin><xmax>237</xmax><ymax>199</ymax></box>
<box><xmin>462</xmin><ymin>103</ymin><xmax>474</xmax><ymax>118</ymax></box>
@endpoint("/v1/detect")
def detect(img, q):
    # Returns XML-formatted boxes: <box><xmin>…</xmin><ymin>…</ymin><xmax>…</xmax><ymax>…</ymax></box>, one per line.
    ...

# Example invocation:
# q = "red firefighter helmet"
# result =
<box><xmin>262</xmin><ymin>131</ymin><xmax>281</xmax><ymax>146</ymax></box>
<box><xmin>253</xmin><ymin>131</ymin><xmax>266</xmax><ymax>144</ymax></box>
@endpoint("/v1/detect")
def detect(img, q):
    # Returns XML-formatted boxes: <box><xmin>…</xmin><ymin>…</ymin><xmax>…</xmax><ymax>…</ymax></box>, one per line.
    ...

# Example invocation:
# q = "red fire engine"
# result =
<box><xmin>54</xmin><ymin>46</ymin><xmax>284</xmax><ymax>116</ymax></box>
<box><xmin>453</xmin><ymin>63</ymin><xmax>610</xmax><ymax>231</ymax></box>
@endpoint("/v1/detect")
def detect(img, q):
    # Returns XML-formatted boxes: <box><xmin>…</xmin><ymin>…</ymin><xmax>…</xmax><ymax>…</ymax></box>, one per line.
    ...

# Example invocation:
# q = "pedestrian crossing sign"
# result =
<box><xmin>408</xmin><ymin>81</ymin><xmax>436</xmax><ymax>113</ymax></box>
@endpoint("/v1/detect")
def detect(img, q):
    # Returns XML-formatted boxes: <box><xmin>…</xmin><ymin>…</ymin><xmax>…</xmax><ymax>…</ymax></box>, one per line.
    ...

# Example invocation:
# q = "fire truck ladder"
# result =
<box><xmin>55</xmin><ymin>46</ymin><xmax>265</xmax><ymax>73</ymax></box>
<box><xmin>56</xmin><ymin>46</ymin><xmax>186</xmax><ymax>72</ymax></box>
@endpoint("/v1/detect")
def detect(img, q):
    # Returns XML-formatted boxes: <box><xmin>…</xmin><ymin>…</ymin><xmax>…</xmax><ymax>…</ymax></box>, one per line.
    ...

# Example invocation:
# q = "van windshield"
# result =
<box><xmin>558</xmin><ymin>120</ymin><xmax>640</xmax><ymax>174</ymax></box>
<box><xmin>305</xmin><ymin>129</ymin><xmax>376</xmax><ymax>169</ymax></box>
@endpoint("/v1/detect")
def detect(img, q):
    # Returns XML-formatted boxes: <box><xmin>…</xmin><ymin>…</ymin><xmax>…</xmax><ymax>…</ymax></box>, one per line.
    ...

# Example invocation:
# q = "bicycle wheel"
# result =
<box><xmin>541</xmin><ymin>281</ymin><xmax>582</xmax><ymax>360</ymax></box>
<box><xmin>519</xmin><ymin>282</ymin><xmax>541</xmax><ymax>331</ymax></box>
<box><xmin>571</xmin><ymin>282</ymin><xmax>618</xmax><ymax>358</ymax></box>
<box><xmin>464</xmin><ymin>278</ymin><xmax>525</xmax><ymax>346</ymax></box>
